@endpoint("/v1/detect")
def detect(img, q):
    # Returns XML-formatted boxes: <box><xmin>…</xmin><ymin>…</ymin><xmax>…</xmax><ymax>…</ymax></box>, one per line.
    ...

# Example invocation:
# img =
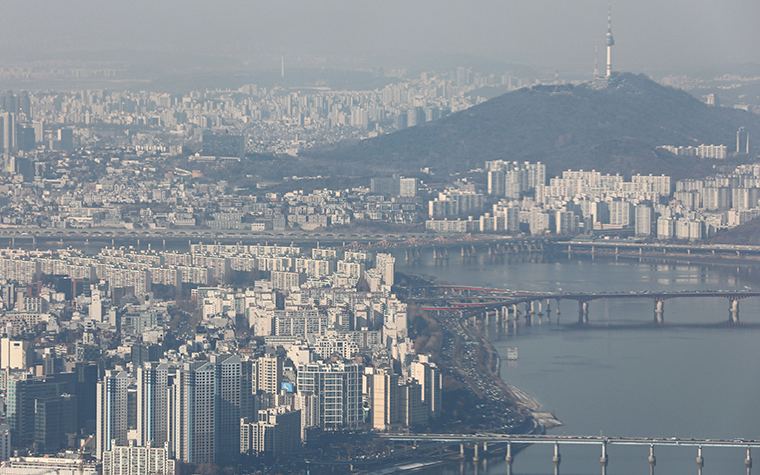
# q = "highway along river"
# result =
<box><xmin>395</xmin><ymin>250</ymin><xmax>760</xmax><ymax>475</ymax></box>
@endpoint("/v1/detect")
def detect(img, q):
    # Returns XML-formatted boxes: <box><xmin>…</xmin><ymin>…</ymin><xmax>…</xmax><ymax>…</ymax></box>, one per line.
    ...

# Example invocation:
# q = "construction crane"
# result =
<box><xmin>78</xmin><ymin>435</ymin><xmax>94</xmax><ymax>475</ymax></box>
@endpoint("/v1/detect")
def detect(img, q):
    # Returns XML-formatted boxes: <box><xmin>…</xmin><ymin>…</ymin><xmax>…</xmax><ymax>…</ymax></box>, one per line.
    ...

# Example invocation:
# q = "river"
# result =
<box><xmin>395</xmin><ymin>251</ymin><xmax>760</xmax><ymax>475</ymax></box>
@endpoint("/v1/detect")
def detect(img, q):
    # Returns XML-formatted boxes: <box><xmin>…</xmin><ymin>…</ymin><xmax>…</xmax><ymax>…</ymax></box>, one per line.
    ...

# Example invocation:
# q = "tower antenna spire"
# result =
<box><xmin>606</xmin><ymin>3</ymin><xmax>615</xmax><ymax>77</ymax></box>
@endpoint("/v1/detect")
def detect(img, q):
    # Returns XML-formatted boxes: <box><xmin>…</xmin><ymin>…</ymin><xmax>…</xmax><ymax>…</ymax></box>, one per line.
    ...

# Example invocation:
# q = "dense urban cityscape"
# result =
<box><xmin>0</xmin><ymin>1</ymin><xmax>758</xmax><ymax>474</ymax></box>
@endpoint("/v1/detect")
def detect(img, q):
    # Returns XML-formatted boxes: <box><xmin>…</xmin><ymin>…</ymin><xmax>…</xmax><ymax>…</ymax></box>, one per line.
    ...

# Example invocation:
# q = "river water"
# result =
<box><xmin>395</xmin><ymin>251</ymin><xmax>760</xmax><ymax>475</ymax></box>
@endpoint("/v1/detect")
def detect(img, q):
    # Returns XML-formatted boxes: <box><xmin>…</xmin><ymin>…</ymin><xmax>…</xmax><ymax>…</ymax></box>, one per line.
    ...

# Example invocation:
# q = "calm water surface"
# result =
<box><xmin>395</xmin><ymin>252</ymin><xmax>760</xmax><ymax>475</ymax></box>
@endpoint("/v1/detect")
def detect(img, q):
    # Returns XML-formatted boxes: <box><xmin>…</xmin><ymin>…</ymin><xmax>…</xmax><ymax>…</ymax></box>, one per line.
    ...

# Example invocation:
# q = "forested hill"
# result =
<box><xmin>303</xmin><ymin>73</ymin><xmax>760</xmax><ymax>180</ymax></box>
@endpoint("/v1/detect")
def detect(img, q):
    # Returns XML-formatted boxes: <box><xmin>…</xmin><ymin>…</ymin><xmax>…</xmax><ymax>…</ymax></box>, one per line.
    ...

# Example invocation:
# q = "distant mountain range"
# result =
<box><xmin>304</xmin><ymin>72</ymin><xmax>760</xmax><ymax>180</ymax></box>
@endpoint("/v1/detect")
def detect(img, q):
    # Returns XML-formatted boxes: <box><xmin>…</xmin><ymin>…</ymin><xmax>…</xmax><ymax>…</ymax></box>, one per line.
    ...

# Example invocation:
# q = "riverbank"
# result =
<box><xmin>420</xmin><ymin>296</ymin><xmax>562</xmax><ymax>436</ymax></box>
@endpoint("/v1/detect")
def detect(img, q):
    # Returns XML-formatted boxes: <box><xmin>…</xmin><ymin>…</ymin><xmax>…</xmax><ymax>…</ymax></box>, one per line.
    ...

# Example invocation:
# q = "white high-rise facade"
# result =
<box><xmin>137</xmin><ymin>362</ymin><xmax>168</xmax><ymax>447</ymax></box>
<box><xmin>97</xmin><ymin>370</ymin><xmax>129</xmax><ymax>460</ymax></box>
<box><xmin>296</xmin><ymin>362</ymin><xmax>361</xmax><ymax>430</ymax></box>
<box><xmin>173</xmin><ymin>362</ymin><xmax>216</xmax><ymax>463</ymax></box>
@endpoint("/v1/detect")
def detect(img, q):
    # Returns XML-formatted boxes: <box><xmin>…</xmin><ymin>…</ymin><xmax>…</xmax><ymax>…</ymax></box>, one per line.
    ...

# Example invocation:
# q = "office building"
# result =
<box><xmin>7</xmin><ymin>374</ymin><xmax>74</xmax><ymax>448</ymax></box>
<box><xmin>0</xmin><ymin>424</ymin><xmax>10</xmax><ymax>462</ymax></box>
<box><xmin>1</xmin><ymin>339</ymin><xmax>32</xmax><ymax>370</ymax></box>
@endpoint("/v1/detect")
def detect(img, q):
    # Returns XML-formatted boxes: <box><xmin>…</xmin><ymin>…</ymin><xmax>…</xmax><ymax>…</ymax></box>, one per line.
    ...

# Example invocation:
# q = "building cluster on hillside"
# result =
<box><xmin>0</xmin><ymin>243</ymin><xmax>442</xmax><ymax>472</ymax></box>
<box><xmin>427</xmin><ymin>160</ymin><xmax>760</xmax><ymax>241</ymax></box>
<box><xmin>657</xmin><ymin>126</ymin><xmax>751</xmax><ymax>160</ymax></box>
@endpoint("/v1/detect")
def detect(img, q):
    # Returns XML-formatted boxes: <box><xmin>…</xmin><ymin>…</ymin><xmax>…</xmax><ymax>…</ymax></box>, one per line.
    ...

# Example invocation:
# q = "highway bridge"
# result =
<box><xmin>379</xmin><ymin>433</ymin><xmax>757</xmax><ymax>474</ymax></box>
<box><xmin>563</xmin><ymin>239</ymin><xmax>760</xmax><ymax>258</ymax></box>
<box><xmin>408</xmin><ymin>288</ymin><xmax>760</xmax><ymax>324</ymax></box>
<box><xmin>0</xmin><ymin>226</ymin><xmax>560</xmax><ymax>253</ymax></box>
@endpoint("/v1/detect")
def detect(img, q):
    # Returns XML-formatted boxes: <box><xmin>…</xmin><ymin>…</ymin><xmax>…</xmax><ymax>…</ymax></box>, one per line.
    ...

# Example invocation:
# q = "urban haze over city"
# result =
<box><xmin>0</xmin><ymin>1</ymin><xmax>758</xmax><ymax>475</ymax></box>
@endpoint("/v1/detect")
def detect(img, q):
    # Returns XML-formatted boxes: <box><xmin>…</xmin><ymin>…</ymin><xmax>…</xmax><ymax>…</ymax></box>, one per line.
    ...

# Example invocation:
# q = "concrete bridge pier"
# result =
<box><xmin>505</xmin><ymin>442</ymin><xmax>513</xmax><ymax>475</ymax></box>
<box><xmin>696</xmin><ymin>445</ymin><xmax>704</xmax><ymax>475</ymax></box>
<box><xmin>654</xmin><ymin>300</ymin><xmax>665</xmax><ymax>324</ymax></box>
<box><xmin>537</xmin><ymin>300</ymin><xmax>543</xmax><ymax>324</ymax></box>
<box><xmin>473</xmin><ymin>443</ymin><xmax>479</xmax><ymax>462</ymax></box>
<box><xmin>648</xmin><ymin>444</ymin><xmax>657</xmax><ymax>475</ymax></box>
<box><xmin>730</xmin><ymin>298</ymin><xmax>740</xmax><ymax>324</ymax></box>
<box><xmin>578</xmin><ymin>301</ymin><xmax>589</xmax><ymax>324</ymax></box>
<box><xmin>460</xmin><ymin>443</ymin><xmax>464</xmax><ymax>458</ymax></box>
<box><xmin>601</xmin><ymin>442</ymin><xmax>609</xmax><ymax>475</ymax></box>
<box><xmin>553</xmin><ymin>442</ymin><xmax>561</xmax><ymax>475</ymax></box>
<box><xmin>746</xmin><ymin>447</ymin><xmax>753</xmax><ymax>475</ymax></box>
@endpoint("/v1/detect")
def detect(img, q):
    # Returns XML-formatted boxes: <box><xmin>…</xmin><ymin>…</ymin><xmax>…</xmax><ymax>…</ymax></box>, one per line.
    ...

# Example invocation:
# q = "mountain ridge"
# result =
<box><xmin>303</xmin><ymin>72</ymin><xmax>760</xmax><ymax>180</ymax></box>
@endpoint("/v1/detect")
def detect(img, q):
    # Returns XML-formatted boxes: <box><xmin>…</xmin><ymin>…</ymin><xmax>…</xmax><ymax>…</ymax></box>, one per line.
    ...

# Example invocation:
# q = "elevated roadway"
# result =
<box><xmin>408</xmin><ymin>289</ymin><xmax>760</xmax><ymax>324</ymax></box>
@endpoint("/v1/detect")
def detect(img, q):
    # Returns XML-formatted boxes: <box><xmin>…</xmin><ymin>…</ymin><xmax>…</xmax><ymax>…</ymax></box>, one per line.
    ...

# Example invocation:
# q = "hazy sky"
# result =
<box><xmin>1</xmin><ymin>0</ymin><xmax>758</xmax><ymax>75</ymax></box>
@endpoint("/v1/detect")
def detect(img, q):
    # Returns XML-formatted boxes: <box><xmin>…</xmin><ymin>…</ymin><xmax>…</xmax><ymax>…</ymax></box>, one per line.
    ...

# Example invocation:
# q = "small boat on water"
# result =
<box><xmin>507</xmin><ymin>347</ymin><xmax>519</xmax><ymax>360</ymax></box>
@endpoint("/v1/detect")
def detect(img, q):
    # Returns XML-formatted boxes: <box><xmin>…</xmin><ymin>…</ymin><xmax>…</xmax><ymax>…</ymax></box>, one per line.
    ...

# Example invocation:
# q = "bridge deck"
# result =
<box><xmin>380</xmin><ymin>434</ymin><xmax>759</xmax><ymax>448</ymax></box>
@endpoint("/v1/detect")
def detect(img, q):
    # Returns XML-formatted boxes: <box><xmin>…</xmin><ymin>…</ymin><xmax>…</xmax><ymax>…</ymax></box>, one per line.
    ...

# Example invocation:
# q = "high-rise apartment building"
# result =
<box><xmin>172</xmin><ymin>362</ymin><xmax>216</xmax><ymax>463</ymax></box>
<box><xmin>102</xmin><ymin>440</ymin><xmax>176</xmax><ymax>475</ymax></box>
<box><xmin>635</xmin><ymin>205</ymin><xmax>652</xmax><ymax>236</ymax></box>
<box><xmin>371</xmin><ymin>367</ymin><xmax>398</xmax><ymax>431</ymax></box>
<box><xmin>137</xmin><ymin>363</ymin><xmax>168</xmax><ymax>447</ymax></box>
<box><xmin>297</xmin><ymin>362</ymin><xmax>361</xmax><ymax>430</ymax></box>
<box><xmin>97</xmin><ymin>370</ymin><xmax>129</xmax><ymax>460</ymax></box>
<box><xmin>215</xmin><ymin>354</ymin><xmax>254</xmax><ymax>460</ymax></box>
<box><xmin>410</xmin><ymin>355</ymin><xmax>442</xmax><ymax>419</ymax></box>
<box><xmin>737</xmin><ymin>127</ymin><xmax>750</xmax><ymax>154</ymax></box>
<box><xmin>255</xmin><ymin>352</ymin><xmax>282</xmax><ymax>395</ymax></box>
<box><xmin>239</xmin><ymin>407</ymin><xmax>301</xmax><ymax>455</ymax></box>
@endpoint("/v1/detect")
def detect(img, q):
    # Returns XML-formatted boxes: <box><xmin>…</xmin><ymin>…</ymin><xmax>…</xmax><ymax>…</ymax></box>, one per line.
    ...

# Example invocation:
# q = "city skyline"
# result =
<box><xmin>0</xmin><ymin>1</ymin><xmax>757</xmax><ymax>76</ymax></box>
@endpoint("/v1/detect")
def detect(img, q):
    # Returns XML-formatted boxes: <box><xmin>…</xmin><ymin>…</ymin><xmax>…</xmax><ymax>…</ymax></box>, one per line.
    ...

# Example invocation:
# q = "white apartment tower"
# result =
<box><xmin>410</xmin><ymin>355</ymin><xmax>442</xmax><ymax>419</ymax></box>
<box><xmin>371</xmin><ymin>367</ymin><xmax>399</xmax><ymax>431</ymax></box>
<box><xmin>137</xmin><ymin>362</ymin><xmax>168</xmax><ymax>448</ymax></box>
<box><xmin>97</xmin><ymin>370</ymin><xmax>129</xmax><ymax>460</ymax></box>
<box><xmin>635</xmin><ymin>205</ymin><xmax>652</xmax><ymax>236</ymax></box>
<box><xmin>296</xmin><ymin>362</ymin><xmax>361</xmax><ymax>430</ymax></box>
<box><xmin>375</xmin><ymin>253</ymin><xmax>395</xmax><ymax>287</ymax></box>
<box><xmin>256</xmin><ymin>352</ymin><xmax>283</xmax><ymax>394</ymax></box>
<box><xmin>173</xmin><ymin>362</ymin><xmax>216</xmax><ymax>463</ymax></box>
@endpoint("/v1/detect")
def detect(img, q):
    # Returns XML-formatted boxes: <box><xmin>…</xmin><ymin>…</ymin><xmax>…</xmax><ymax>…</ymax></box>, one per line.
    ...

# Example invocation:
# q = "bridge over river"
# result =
<box><xmin>379</xmin><ymin>433</ymin><xmax>757</xmax><ymax>475</ymax></box>
<box><xmin>407</xmin><ymin>287</ymin><xmax>760</xmax><ymax>324</ymax></box>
